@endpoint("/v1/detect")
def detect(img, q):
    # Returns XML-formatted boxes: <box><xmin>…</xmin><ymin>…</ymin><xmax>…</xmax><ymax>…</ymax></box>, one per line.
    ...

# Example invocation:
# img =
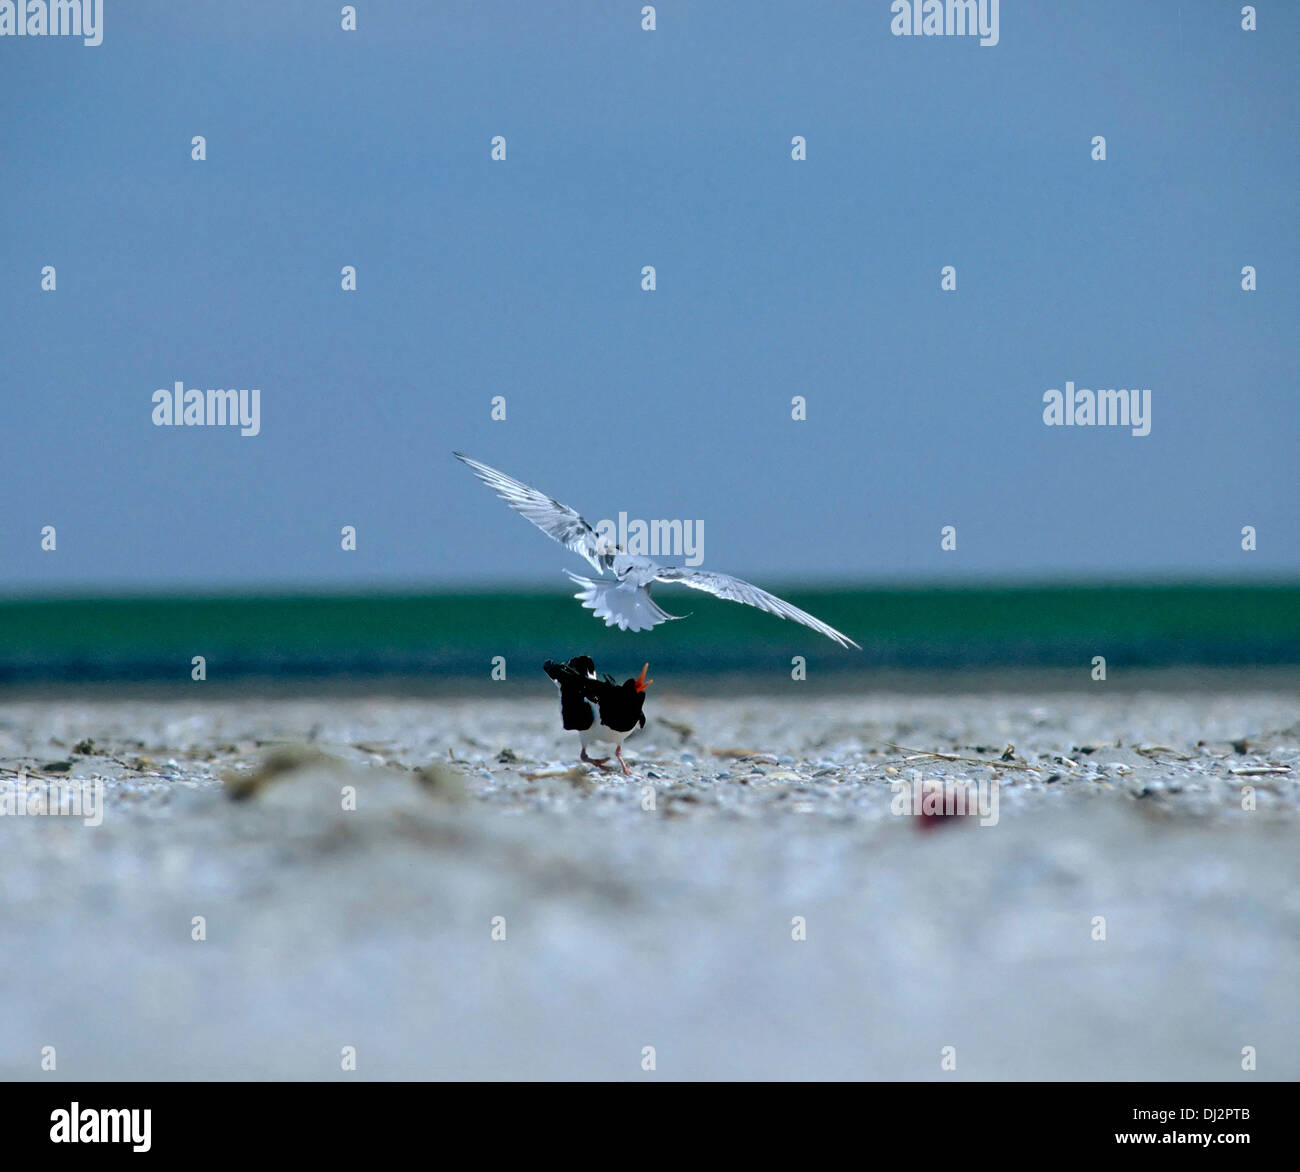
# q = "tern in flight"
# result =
<box><xmin>454</xmin><ymin>453</ymin><xmax>860</xmax><ymax>649</ymax></box>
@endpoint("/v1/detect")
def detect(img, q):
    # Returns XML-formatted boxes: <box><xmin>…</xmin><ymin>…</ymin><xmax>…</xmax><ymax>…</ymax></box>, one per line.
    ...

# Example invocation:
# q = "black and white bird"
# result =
<box><xmin>455</xmin><ymin>453</ymin><xmax>860</xmax><ymax>649</ymax></box>
<box><xmin>542</xmin><ymin>655</ymin><xmax>603</xmax><ymax>767</ymax></box>
<box><xmin>543</xmin><ymin>656</ymin><xmax>651</xmax><ymax>774</ymax></box>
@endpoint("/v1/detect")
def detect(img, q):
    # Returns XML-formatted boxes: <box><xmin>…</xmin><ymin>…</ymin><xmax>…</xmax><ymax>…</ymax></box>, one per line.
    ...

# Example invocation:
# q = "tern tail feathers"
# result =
<box><xmin>565</xmin><ymin>571</ymin><xmax>683</xmax><ymax>633</ymax></box>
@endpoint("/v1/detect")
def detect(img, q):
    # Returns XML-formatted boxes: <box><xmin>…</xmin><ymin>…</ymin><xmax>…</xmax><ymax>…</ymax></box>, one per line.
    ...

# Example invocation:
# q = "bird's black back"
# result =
<box><xmin>543</xmin><ymin>658</ymin><xmax>596</xmax><ymax>731</ymax></box>
<box><xmin>585</xmin><ymin>676</ymin><xmax>648</xmax><ymax>736</ymax></box>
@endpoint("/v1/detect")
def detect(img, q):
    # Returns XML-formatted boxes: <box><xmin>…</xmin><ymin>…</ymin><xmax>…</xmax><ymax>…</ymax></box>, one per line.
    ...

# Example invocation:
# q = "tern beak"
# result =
<box><xmin>634</xmin><ymin>663</ymin><xmax>652</xmax><ymax>692</ymax></box>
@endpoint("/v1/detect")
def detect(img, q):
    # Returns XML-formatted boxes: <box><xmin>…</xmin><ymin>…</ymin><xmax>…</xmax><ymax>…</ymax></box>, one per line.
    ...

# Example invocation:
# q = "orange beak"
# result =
<box><xmin>634</xmin><ymin>662</ymin><xmax>652</xmax><ymax>692</ymax></box>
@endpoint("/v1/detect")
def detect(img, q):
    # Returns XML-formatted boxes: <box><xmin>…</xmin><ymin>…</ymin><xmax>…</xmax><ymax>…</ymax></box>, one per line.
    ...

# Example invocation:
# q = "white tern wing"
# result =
<box><xmin>454</xmin><ymin>453</ymin><xmax>607</xmax><ymax>573</ymax></box>
<box><xmin>653</xmin><ymin>567</ymin><xmax>860</xmax><ymax>649</ymax></box>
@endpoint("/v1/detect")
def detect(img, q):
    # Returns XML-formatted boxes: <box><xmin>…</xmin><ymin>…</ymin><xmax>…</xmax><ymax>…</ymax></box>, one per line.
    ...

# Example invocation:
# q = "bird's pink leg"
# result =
<box><xmin>616</xmin><ymin>744</ymin><xmax>631</xmax><ymax>776</ymax></box>
<box><xmin>581</xmin><ymin>748</ymin><xmax>612</xmax><ymax>770</ymax></box>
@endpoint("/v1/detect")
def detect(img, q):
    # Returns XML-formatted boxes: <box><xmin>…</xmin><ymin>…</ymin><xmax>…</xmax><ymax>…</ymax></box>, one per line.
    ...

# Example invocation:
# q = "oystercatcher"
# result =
<box><xmin>455</xmin><ymin>453</ymin><xmax>860</xmax><ymax>648</ymax></box>
<box><xmin>543</xmin><ymin>658</ymin><xmax>652</xmax><ymax>775</ymax></box>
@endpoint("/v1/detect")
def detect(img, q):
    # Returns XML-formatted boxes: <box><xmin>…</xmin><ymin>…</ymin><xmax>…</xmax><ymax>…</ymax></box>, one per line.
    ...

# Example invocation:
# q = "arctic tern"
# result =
<box><xmin>454</xmin><ymin>453</ymin><xmax>860</xmax><ymax>649</ymax></box>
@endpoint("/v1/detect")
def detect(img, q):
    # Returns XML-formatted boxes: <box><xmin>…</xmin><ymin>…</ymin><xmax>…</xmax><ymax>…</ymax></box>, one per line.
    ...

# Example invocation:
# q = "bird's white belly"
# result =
<box><xmin>580</xmin><ymin>725</ymin><xmax>631</xmax><ymax>750</ymax></box>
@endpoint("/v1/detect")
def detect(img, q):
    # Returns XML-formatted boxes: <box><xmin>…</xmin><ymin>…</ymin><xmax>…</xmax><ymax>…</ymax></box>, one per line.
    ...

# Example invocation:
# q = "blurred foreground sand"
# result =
<box><xmin>1</xmin><ymin>687</ymin><xmax>1297</xmax><ymax>1079</ymax></box>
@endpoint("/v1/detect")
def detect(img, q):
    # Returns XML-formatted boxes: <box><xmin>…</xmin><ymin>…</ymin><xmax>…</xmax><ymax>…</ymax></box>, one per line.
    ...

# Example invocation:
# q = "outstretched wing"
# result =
<box><xmin>454</xmin><ymin>453</ymin><xmax>607</xmax><ymax>573</ymax></box>
<box><xmin>653</xmin><ymin>567</ymin><xmax>860</xmax><ymax>649</ymax></box>
<box><xmin>565</xmin><ymin>571</ymin><xmax>682</xmax><ymax>633</ymax></box>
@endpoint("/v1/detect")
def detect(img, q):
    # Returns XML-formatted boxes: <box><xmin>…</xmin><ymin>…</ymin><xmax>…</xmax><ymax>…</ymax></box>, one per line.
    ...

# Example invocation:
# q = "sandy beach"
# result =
<box><xmin>2</xmin><ymin>682</ymin><xmax>1297</xmax><ymax>1080</ymax></box>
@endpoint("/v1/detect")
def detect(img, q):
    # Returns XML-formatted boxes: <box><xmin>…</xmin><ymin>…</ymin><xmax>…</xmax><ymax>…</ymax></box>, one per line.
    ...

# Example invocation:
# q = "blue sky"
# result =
<box><xmin>1</xmin><ymin>0</ymin><xmax>1296</xmax><ymax>593</ymax></box>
